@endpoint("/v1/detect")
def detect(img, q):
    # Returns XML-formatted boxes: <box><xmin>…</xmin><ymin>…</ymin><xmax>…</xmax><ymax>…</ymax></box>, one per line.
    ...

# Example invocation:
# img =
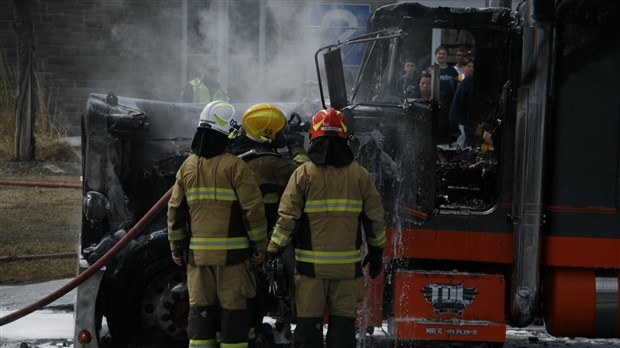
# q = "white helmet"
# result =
<box><xmin>198</xmin><ymin>101</ymin><xmax>236</xmax><ymax>135</ymax></box>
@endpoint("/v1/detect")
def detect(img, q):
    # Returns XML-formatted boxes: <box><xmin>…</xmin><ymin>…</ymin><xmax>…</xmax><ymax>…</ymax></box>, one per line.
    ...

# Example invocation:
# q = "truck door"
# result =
<box><xmin>321</xmin><ymin>31</ymin><xmax>439</xmax><ymax>226</ymax></box>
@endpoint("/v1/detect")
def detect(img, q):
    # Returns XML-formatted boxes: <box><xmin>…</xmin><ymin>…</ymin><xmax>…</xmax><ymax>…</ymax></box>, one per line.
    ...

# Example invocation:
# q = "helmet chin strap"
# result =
<box><xmin>244</xmin><ymin>132</ymin><xmax>269</xmax><ymax>143</ymax></box>
<box><xmin>243</xmin><ymin>130</ymin><xmax>287</xmax><ymax>149</ymax></box>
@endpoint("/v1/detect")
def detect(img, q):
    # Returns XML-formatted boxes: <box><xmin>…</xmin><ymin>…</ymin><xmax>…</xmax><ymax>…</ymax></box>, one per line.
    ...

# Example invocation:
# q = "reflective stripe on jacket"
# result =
<box><xmin>268</xmin><ymin>161</ymin><xmax>385</xmax><ymax>279</ymax></box>
<box><xmin>168</xmin><ymin>153</ymin><xmax>266</xmax><ymax>266</ymax></box>
<box><xmin>189</xmin><ymin>78</ymin><xmax>231</xmax><ymax>103</ymax></box>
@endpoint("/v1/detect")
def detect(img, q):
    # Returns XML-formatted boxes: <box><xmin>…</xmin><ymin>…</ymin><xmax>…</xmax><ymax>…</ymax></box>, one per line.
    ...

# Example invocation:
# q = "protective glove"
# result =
<box><xmin>171</xmin><ymin>248</ymin><xmax>188</xmax><ymax>267</ymax></box>
<box><xmin>362</xmin><ymin>248</ymin><xmax>383</xmax><ymax>279</ymax></box>
<box><xmin>265</xmin><ymin>251</ymin><xmax>280</xmax><ymax>265</ymax></box>
<box><xmin>251</xmin><ymin>251</ymin><xmax>265</xmax><ymax>266</ymax></box>
<box><xmin>286</xmin><ymin>133</ymin><xmax>305</xmax><ymax>152</ymax></box>
<box><xmin>171</xmin><ymin>239</ymin><xmax>189</xmax><ymax>267</ymax></box>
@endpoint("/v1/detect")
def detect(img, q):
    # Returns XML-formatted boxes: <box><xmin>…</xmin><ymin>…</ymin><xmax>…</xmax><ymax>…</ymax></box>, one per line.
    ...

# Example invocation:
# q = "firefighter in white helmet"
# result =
<box><xmin>167</xmin><ymin>100</ymin><xmax>267</xmax><ymax>348</ymax></box>
<box><xmin>229</xmin><ymin>103</ymin><xmax>309</xmax><ymax>344</ymax></box>
<box><xmin>267</xmin><ymin>108</ymin><xmax>386</xmax><ymax>347</ymax></box>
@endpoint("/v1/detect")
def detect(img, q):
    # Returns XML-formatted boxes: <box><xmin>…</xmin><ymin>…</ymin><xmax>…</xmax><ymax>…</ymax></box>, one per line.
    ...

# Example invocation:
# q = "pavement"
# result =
<box><xmin>1</xmin><ymin>279</ymin><xmax>620</xmax><ymax>347</ymax></box>
<box><xmin>0</xmin><ymin>279</ymin><xmax>75</xmax><ymax>348</ymax></box>
<box><xmin>1</xmin><ymin>279</ymin><xmax>76</xmax><ymax>312</ymax></box>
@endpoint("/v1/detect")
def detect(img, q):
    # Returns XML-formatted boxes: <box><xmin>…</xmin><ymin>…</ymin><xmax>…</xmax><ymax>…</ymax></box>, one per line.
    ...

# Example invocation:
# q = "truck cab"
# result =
<box><xmin>317</xmin><ymin>1</ymin><xmax>619</xmax><ymax>346</ymax></box>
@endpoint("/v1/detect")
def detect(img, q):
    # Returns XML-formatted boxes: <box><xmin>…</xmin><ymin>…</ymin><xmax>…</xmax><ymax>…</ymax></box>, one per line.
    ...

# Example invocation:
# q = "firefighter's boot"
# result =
<box><xmin>326</xmin><ymin>315</ymin><xmax>356</xmax><ymax>348</ymax></box>
<box><xmin>187</xmin><ymin>305</ymin><xmax>217</xmax><ymax>346</ymax></box>
<box><xmin>294</xmin><ymin>317</ymin><xmax>323</xmax><ymax>348</ymax></box>
<box><xmin>221</xmin><ymin>308</ymin><xmax>250</xmax><ymax>347</ymax></box>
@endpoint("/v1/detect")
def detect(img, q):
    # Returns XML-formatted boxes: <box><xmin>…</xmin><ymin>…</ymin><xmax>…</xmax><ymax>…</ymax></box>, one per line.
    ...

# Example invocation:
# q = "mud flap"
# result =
<box><xmin>389</xmin><ymin>270</ymin><xmax>506</xmax><ymax>343</ymax></box>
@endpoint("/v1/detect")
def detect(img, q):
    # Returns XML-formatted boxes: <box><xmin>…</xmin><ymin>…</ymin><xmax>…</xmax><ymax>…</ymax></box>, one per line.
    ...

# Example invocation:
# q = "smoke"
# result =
<box><xmin>59</xmin><ymin>0</ymin><xmax>367</xmax><ymax>129</ymax></box>
<box><xmin>207</xmin><ymin>1</ymin><xmax>325</xmax><ymax>104</ymax></box>
<box><xmin>100</xmin><ymin>1</ymin><xmax>186</xmax><ymax>102</ymax></box>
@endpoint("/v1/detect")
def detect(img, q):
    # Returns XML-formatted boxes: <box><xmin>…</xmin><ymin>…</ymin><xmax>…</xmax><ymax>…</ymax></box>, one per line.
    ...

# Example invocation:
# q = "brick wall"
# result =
<box><xmin>1</xmin><ymin>0</ymin><xmax>186</xmax><ymax>135</ymax></box>
<box><xmin>1</xmin><ymin>0</ymin><xmax>396</xmax><ymax>136</ymax></box>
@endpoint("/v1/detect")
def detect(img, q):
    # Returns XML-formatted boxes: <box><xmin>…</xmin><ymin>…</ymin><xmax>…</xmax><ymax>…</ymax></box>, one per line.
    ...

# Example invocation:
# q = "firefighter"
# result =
<box><xmin>167</xmin><ymin>100</ymin><xmax>267</xmax><ymax>348</ymax></box>
<box><xmin>230</xmin><ymin>103</ymin><xmax>308</xmax><ymax>345</ymax></box>
<box><xmin>267</xmin><ymin>108</ymin><xmax>386</xmax><ymax>348</ymax></box>
<box><xmin>180</xmin><ymin>62</ymin><xmax>231</xmax><ymax>103</ymax></box>
<box><xmin>230</xmin><ymin>103</ymin><xmax>309</xmax><ymax>237</ymax></box>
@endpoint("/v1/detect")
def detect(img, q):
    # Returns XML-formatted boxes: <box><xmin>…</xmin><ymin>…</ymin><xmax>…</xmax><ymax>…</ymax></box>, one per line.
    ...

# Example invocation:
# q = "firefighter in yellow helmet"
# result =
<box><xmin>167</xmin><ymin>100</ymin><xmax>267</xmax><ymax>348</ymax></box>
<box><xmin>267</xmin><ymin>108</ymin><xmax>386</xmax><ymax>347</ymax></box>
<box><xmin>229</xmin><ymin>103</ymin><xmax>309</xmax><ymax>345</ymax></box>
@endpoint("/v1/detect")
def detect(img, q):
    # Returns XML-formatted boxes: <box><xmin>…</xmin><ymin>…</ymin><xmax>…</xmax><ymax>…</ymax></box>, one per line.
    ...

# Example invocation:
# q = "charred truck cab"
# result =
<box><xmin>318</xmin><ymin>0</ymin><xmax>619</xmax><ymax>345</ymax></box>
<box><xmin>77</xmin><ymin>95</ymin><xmax>200</xmax><ymax>347</ymax></box>
<box><xmin>75</xmin><ymin>96</ymin><xmax>314</xmax><ymax>347</ymax></box>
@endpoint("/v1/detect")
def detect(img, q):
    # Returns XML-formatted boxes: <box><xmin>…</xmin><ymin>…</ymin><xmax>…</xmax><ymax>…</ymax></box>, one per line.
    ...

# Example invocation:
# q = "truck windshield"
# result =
<box><xmin>352</xmin><ymin>27</ymin><xmax>475</xmax><ymax>111</ymax></box>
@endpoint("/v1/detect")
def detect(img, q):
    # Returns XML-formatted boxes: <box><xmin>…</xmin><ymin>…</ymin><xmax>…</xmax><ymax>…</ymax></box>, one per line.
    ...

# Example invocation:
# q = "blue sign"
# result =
<box><xmin>308</xmin><ymin>3</ymin><xmax>371</xmax><ymax>66</ymax></box>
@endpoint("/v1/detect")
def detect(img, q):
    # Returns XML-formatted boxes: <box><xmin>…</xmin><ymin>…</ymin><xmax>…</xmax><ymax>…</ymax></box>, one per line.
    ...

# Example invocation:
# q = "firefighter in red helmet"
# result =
<box><xmin>267</xmin><ymin>108</ymin><xmax>386</xmax><ymax>347</ymax></box>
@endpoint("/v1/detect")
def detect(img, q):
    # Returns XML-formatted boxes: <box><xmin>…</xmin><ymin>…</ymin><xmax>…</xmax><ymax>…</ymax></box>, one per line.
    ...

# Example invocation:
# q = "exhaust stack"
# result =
<box><xmin>509</xmin><ymin>0</ymin><xmax>554</xmax><ymax>327</ymax></box>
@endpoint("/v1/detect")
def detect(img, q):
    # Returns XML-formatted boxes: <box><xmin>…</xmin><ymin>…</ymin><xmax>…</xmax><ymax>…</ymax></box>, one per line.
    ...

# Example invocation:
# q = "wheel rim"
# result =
<box><xmin>141</xmin><ymin>267</ymin><xmax>189</xmax><ymax>341</ymax></box>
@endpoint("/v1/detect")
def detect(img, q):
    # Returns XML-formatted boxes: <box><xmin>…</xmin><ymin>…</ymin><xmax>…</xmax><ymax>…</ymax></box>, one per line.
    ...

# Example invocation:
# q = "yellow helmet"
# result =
<box><xmin>241</xmin><ymin>103</ymin><xmax>286</xmax><ymax>142</ymax></box>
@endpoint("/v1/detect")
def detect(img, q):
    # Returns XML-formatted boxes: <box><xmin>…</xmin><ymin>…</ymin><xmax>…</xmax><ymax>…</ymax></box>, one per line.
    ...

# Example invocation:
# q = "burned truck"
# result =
<box><xmin>74</xmin><ymin>95</ymin><xmax>316</xmax><ymax>347</ymax></box>
<box><xmin>73</xmin><ymin>0</ymin><xmax>619</xmax><ymax>347</ymax></box>
<box><xmin>315</xmin><ymin>0</ymin><xmax>619</xmax><ymax>346</ymax></box>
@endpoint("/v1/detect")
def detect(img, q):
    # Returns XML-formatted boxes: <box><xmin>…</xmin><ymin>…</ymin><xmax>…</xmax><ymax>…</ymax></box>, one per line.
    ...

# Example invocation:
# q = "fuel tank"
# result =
<box><xmin>544</xmin><ymin>267</ymin><xmax>620</xmax><ymax>338</ymax></box>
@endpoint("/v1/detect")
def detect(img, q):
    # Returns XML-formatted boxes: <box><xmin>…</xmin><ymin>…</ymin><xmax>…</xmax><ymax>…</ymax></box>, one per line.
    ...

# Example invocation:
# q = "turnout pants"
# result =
<box><xmin>187</xmin><ymin>260</ymin><xmax>256</xmax><ymax>348</ymax></box>
<box><xmin>294</xmin><ymin>274</ymin><xmax>364</xmax><ymax>348</ymax></box>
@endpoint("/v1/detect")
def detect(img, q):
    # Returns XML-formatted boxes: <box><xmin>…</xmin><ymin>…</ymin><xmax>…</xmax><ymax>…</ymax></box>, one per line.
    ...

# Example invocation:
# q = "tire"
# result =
<box><xmin>100</xmin><ymin>230</ymin><xmax>188</xmax><ymax>348</ymax></box>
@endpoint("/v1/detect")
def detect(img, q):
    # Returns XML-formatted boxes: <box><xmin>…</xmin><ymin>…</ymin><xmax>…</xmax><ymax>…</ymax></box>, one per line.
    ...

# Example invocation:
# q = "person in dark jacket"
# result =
<box><xmin>168</xmin><ymin>100</ymin><xmax>266</xmax><ymax>348</ymax></box>
<box><xmin>449</xmin><ymin>72</ymin><xmax>476</xmax><ymax>148</ymax></box>
<box><xmin>267</xmin><ymin>108</ymin><xmax>386</xmax><ymax>348</ymax></box>
<box><xmin>396</xmin><ymin>58</ymin><xmax>420</xmax><ymax>97</ymax></box>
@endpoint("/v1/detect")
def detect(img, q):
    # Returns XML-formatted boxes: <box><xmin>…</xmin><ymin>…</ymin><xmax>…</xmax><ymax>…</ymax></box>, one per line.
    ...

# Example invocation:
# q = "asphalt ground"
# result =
<box><xmin>1</xmin><ymin>279</ymin><xmax>620</xmax><ymax>348</ymax></box>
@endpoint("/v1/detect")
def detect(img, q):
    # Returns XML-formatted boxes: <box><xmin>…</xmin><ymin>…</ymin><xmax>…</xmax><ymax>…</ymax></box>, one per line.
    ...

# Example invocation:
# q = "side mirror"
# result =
<box><xmin>83</xmin><ymin>191</ymin><xmax>110</xmax><ymax>223</ymax></box>
<box><xmin>323</xmin><ymin>48</ymin><xmax>349</xmax><ymax>110</ymax></box>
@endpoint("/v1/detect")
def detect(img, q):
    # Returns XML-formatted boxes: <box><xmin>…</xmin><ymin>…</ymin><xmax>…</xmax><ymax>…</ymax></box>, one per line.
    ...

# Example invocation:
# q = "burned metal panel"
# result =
<box><xmin>369</xmin><ymin>3</ymin><xmax>515</xmax><ymax>32</ymax></box>
<box><xmin>81</xmin><ymin>94</ymin><xmax>200</xmax><ymax>251</ymax></box>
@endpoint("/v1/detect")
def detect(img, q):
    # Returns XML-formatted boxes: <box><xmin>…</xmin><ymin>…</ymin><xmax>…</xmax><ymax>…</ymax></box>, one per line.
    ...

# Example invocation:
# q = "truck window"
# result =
<box><xmin>322</xmin><ymin>17</ymin><xmax>511</xmax><ymax>221</ymax></box>
<box><xmin>353</xmin><ymin>27</ymin><xmax>497</xmax><ymax>213</ymax></box>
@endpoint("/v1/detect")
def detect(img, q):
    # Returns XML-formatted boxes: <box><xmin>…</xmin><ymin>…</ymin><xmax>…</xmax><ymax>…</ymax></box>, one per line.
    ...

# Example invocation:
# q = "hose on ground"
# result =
<box><xmin>0</xmin><ymin>187</ymin><xmax>172</xmax><ymax>326</ymax></box>
<box><xmin>0</xmin><ymin>179</ymin><xmax>81</xmax><ymax>189</ymax></box>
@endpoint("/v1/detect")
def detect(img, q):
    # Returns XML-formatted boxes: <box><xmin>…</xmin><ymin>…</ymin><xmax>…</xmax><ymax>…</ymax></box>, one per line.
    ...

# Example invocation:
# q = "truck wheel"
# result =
<box><xmin>101</xmin><ymin>231</ymin><xmax>188</xmax><ymax>348</ymax></box>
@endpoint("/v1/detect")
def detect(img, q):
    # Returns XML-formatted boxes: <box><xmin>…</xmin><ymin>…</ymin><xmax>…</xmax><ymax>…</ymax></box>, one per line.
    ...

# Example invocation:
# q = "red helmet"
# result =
<box><xmin>309</xmin><ymin>108</ymin><xmax>348</xmax><ymax>141</ymax></box>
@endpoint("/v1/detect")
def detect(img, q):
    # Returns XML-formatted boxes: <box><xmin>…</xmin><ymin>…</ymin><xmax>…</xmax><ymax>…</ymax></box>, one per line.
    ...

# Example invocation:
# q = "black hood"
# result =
<box><xmin>307</xmin><ymin>137</ymin><xmax>354</xmax><ymax>167</ymax></box>
<box><xmin>191</xmin><ymin>128</ymin><xmax>230</xmax><ymax>158</ymax></box>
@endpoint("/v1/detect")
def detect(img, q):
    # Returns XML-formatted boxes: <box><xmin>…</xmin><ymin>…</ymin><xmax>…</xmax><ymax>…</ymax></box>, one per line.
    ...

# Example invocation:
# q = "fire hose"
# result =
<box><xmin>0</xmin><ymin>187</ymin><xmax>172</xmax><ymax>326</ymax></box>
<box><xmin>0</xmin><ymin>179</ymin><xmax>82</xmax><ymax>189</ymax></box>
